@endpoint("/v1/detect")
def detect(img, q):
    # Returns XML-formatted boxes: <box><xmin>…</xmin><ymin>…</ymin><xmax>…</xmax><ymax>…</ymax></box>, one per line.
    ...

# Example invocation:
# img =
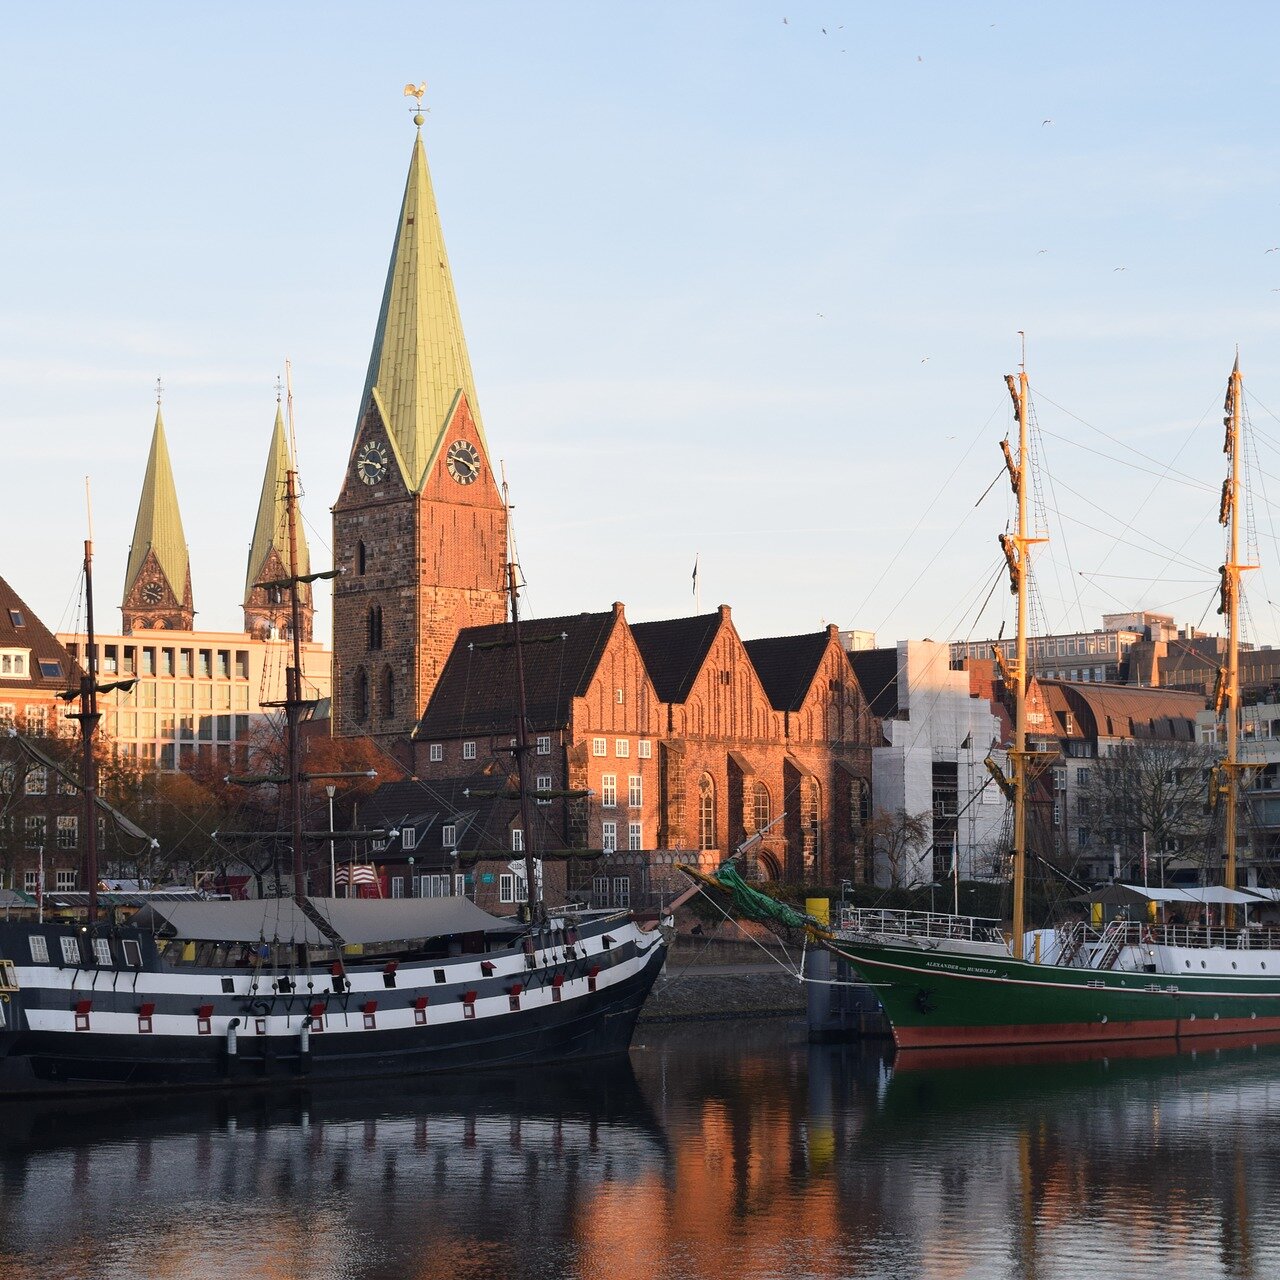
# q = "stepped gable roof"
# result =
<box><xmin>245</xmin><ymin>403</ymin><xmax>310</xmax><ymax>602</ymax></box>
<box><xmin>124</xmin><ymin>407</ymin><xmax>190</xmax><ymax>605</ymax></box>
<box><xmin>629</xmin><ymin>612</ymin><xmax>723</xmax><ymax>704</ymax></box>
<box><xmin>416</xmin><ymin>608</ymin><xmax>620</xmax><ymax>740</ymax></box>
<box><xmin>1039</xmin><ymin>679</ymin><xmax>1205</xmax><ymax>741</ymax></box>
<box><xmin>742</xmin><ymin>630</ymin><xmax>833</xmax><ymax>712</ymax></box>
<box><xmin>357</xmin><ymin>119</ymin><xmax>485</xmax><ymax>491</ymax></box>
<box><xmin>0</xmin><ymin>576</ymin><xmax>77</xmax><ymax>690</ymax></box>
<box><xmin>848</xmin><ymin>648</ymin><xmax>900</xmax><ymax>719</ymax></box>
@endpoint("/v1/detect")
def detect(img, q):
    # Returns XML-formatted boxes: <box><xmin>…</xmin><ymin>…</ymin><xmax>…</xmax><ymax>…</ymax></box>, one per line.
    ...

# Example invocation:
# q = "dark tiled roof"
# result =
<box><xmin>1040</xmin><ymin>680</ymin><xmax>1205</xmax><ymax>741</ymax></box>
<box><xmin>742</xmin><ymin>632</ymin><xmax>831</xmax><ymax>712</ymax></box>
<box><xmin>629</xmin><ymin>613</ymin><xmax>722</xmax><ymax>703</ymax></box>
<box><xmin>849</xmin><ymin>648</ymin><xmax>900</xmax><ymax>719</ymax></box>
<box><xmin>0</xmin><ymin>575</ymin><xmax>78</xmax><ymax>691</ymax></box>
<box><xmin>416</xmin><ymin>609</ymin><xmax>619</xmax><ymax>739</ymax></box>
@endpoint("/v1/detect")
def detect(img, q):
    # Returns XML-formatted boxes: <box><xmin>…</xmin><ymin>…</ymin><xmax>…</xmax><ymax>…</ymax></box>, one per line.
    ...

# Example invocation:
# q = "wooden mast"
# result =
<box><xmin>1221</xmin><ymin>354</ymin><xmax>1252</xmax><ymax>926</ymax></box>
<box><xmin>1001</xmin><ymin>338</ymin><xmax>1044</xmax><ymax>961</ymax></box>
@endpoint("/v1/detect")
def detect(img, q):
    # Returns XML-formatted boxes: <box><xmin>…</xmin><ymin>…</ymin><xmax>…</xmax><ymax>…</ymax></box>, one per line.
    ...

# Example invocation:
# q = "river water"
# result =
<box><xmin>3</xmin><ymin>1020</ymin><xmax>1279</xmax><ymax>1280</ymax></box>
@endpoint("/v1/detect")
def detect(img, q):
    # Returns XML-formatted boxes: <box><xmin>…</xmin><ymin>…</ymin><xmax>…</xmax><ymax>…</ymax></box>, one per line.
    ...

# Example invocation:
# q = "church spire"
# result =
<box><xmin>243</xmin><ymin>399</ymin><xmax>312</xmax><ymax>641</ymax></box>
<box><xmin>355</xmin><ymin>107</ymin><xmax>487</xmax><ymax>491</ymax></box>
<box><xmin>122</xmin><ymin>401</ymin><xmax>194</xmax><ymax>634</ymax></box>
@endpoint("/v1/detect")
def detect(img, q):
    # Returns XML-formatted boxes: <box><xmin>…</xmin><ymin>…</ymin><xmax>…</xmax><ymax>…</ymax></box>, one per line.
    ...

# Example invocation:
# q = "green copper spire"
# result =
<box><xmin>123</xmin><ymin>406</ymin><xmax>191</xmax><ymax>607</ymax></box>
<box><xmin>245</xmin><ymin>402</ymin><xmax>310</xmax><ymax>600</ymax></box>
<box><xmin>357</xmin><ymin>122</ymin><xmax>486</xmax><ymax>490</ymax></box>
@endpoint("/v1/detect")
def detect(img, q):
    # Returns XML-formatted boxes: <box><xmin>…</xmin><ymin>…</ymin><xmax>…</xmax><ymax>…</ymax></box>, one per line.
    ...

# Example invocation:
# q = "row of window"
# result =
<box><xmin>600</xmin><ymin>821</ymin><xmax>644</xmax><ymax>852</ymax></box>
<box><xmin>351</xmin><ymin>667</ymin><xmax>395</xmax><ymax>722</ymax></box>
<box><xmin>599</xmin><ymin>775</ymin><xmax>643</xmax><ymax>808</ymax></box>
<box><xmin>66</xmin><ymin>642</ymin><xmax>251</xmax><ymax>680</ymax></box>
<box><xmin>0</xmin><ymin>705</ymin><xmax>49</xmax><ymax>734</ymax></box>
<box><xmin>22</xmin><ymin>869</ymin><xmax>79</xmax><ymax>893</ymax></box>
<box><xmin>26</xmin><ymin>932</ymin><xmax>143</xmax><ymax>967</ymax></box>
<box><xmin>428</xmin><ymin>734</ymin><xmax>558</xmax><ymax>763</ymax></box>
<box><xmin>593</xmin><ymin>738</ymin><xmax>652</xmax><ymax>759</ymax></box>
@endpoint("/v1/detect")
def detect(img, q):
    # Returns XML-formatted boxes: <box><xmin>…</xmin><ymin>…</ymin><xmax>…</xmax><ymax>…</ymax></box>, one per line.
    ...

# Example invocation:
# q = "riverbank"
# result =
<box><xmin>639</xmin><ymin>934</ymin><xmax>806</xmax><ymax>1023</ymax></box>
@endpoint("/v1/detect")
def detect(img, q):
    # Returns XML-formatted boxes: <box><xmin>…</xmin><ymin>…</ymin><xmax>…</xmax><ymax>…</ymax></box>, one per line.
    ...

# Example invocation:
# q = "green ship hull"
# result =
<box><xmin>830</xmin><ymin>937</ymin><xmax>1280</xmax><ymax>1049</ymax></box>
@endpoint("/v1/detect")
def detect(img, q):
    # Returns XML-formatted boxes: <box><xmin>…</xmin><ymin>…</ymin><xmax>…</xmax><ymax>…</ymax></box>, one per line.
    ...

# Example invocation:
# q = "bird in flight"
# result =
<box><xmin>782</xmin><ymin>15</ymin><xmax>788</xmax><ymax>23</ymax></box>
<box><xmin>1037</xmin><ymin>249</ymin><xmax>1048</xmax><ymax>254</ymax></box>
<box><xmin>1042</xmin><ymin>119</ymin><xmax>1053</xmax><ymax>126</ymax></box>
<box><xmin>1113</xmin><ymin>267</ymin><xmax>1127</xmax><ymax>272</ymax></box>
<box><xmin>1266</xmin><ymin>247</ymin><xmax>1280</xmax><ymax>254</ymax></box>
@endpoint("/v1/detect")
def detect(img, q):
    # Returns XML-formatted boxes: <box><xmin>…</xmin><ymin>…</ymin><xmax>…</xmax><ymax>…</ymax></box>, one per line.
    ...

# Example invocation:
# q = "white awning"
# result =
<box><xmin>1120</xmin><ymin>884</ymin><xmax>1259</xmax><ymax>906</ymax></box>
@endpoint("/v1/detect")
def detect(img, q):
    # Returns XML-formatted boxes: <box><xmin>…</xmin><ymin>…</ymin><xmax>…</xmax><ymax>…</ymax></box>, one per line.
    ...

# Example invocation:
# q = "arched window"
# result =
<box><xmin>367</xmin><ymin>605</ymin><xmax>383</xmax><ymax>651</ymax></box>
<box><xmin>354</xmin><ymin>668</ymin><xmax>369</xmax><ymax>722</ymax></box>
<box><xmin>381</xmin><ymin>665</ymin><xmax>395</xmax><ymax>719</ymax></box>
<box><xmin>698</xmin><ymin>774</ymin><xmax>716</xmax><ymax>850</ymax></box>
<box><xmin>357</xmin><ymin>541</ymin><xmax>367</xmax><ymax>575</ymax></box>
<box><xmin>752</xmin><ymin>781</ymin><xmax>771</xmax><ymax>832</ymax></box>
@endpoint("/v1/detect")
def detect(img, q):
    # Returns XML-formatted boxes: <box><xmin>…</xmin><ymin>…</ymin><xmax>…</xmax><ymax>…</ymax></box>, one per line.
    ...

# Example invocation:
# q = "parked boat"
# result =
<box><xmin>0</xmin><ymin>378</ymin><xmax>668</xmax><ymax>1094</ymax></box>
<box><xmin>825</xmin><ymin>354</ymin><xmax>1280</xmax><ymax>1048</ymax></box>
<box><xmin>680</xmin><ymin>354</ymin><xmax>1280</xmax><ymax>1050</ymax></box>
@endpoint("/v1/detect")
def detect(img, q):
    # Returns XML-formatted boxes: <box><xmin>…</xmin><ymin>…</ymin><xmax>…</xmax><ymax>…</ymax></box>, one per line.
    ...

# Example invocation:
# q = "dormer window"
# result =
<box><xmin>8</xmin><ymin>610</ymin><xmax>23</xmax><ymax>627</ymax></box>
<box><xmin>0</xmin><ymin>650</ymin><xmax>29</xmax><ymax>678</ymax></box>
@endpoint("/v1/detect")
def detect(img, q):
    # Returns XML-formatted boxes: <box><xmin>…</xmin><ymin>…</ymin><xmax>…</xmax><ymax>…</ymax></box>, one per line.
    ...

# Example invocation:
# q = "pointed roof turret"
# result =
<box><xmin>357</xmin><ymin>114</ymin><xmax>487</xmax><ymax>491</ymax></box>
<box><xmin>243</xmin><ymin>400</ymin><xmax>313</xmax><ymax>642</ymax></box>
<box><xmin>246</xmin><ymin>402</ymin><xmax>310</xmax><ymax>598</ymax></box>
<box><xmin>123</xmin><ymin>406</ymin><xmax>192</xmax><ymax>623</ymax></box>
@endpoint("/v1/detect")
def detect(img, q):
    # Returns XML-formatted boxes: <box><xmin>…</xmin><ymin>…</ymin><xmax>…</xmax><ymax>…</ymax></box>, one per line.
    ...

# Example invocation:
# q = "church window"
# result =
<box><xmin>381</xmin><ymin>666</ymin><xmax>394</xmax><ymax>718</ymax></box>
<box><xmin>698</xmin><ymin>774</ymin><xmax>716</xmax><ymax>850</ymax></box>
<box><xmin>357</xmin><ymin>541</ymin><xmax>367</xmax><ymax>576</ymax></box>
<box><xmin>753</xmin><ymin>781</ymin><xmax>771</xmax><ymax>832</ymax></box>
<box><xmin>367</xmin><ymin>606</ymin><xmax>383</xmax><ymax>651</ymax></box>
<box><xmin>354</xmin><ymin>669</ymin><xmax>369</xmax><ymax>722</ymax></box>
<box><xmin>628</xmin><ymin>822</ymin><xmax>642</xmax><ymax>851</ymax></box>
<box><xmin>628</xmin><ymin>775</ymin><xmax>642</xmax><ymax>808</ymax></box>
<box><xmin>601</xmin><ymin>775</ymin><xmax>616</xmax><ymax>808</ymax></box>
<box><xmin>601</xmin><ymin>822</ymin><xmax>617</xmax><ymax>853</ymax></box>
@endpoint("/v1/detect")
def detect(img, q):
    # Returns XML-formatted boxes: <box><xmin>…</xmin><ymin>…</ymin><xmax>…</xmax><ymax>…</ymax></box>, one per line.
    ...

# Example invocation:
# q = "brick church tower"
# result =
<box><xmin>332</xmin><ymin>110</ymin><xmax>507</xmax><ymax>746</ymax></box>
<box><xmin>121</xmin><ymin>403</ymin><xmax>195</xmax><ymax>634</ymax></box>
<box><xmin>243</xmin><ymin>399</ymin><xmax>313</xmax><ymax>642</ymax></box>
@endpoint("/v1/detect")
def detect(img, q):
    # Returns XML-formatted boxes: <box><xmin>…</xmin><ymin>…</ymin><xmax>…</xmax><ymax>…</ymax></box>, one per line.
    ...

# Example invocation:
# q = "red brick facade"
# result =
<box><xmin>332</xmin><ymin>392</ymin><xmax>507</xmax><ymax>751</ymax></box>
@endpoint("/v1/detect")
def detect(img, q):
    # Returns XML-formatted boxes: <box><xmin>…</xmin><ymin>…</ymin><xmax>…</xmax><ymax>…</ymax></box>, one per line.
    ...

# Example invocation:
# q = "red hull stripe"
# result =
<box><xmin>894</xmin><ymin>1015</ymin><xmax>1280</xmax><ymax>1049</ymax></box>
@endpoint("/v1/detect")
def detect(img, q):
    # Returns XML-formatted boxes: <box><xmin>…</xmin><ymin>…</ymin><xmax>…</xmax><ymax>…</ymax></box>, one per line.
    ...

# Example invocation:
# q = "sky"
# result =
<box><xmin>5</xmin><ymin>2</ymin><xmax>1280</xmax><ymax>655</ymax></box>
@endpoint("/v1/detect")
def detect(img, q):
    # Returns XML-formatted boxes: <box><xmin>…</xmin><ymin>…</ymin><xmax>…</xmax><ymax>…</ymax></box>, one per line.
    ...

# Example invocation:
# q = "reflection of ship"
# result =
<box><xmin>0</xmin><ymin>1059</ymin><xmax>667</xmax><ymax>1278</ymax></box>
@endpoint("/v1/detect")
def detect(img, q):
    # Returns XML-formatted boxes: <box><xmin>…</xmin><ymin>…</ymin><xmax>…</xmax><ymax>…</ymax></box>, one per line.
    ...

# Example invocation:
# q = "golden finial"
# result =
<box><xmin>275</xmin><ymin>374</ymin><xmax>283</xmax><ymax>404</ymax></box>
<box><xmin>155</xmin><ymin>375</ymin><xmax>163</xmax><ymax>407</ymax></box>
<box><xmin>404</xmin><ymin>80</ymin><xmax>427</xmax><ymax>127</ymax></box>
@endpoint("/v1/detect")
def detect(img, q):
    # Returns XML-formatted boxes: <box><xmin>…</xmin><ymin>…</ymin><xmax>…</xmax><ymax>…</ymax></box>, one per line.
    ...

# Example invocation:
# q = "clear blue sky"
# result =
<box><xmin>5</xmin><ymin>2</ymin><xmax>1280</xmax><ymax>654</ymax></box>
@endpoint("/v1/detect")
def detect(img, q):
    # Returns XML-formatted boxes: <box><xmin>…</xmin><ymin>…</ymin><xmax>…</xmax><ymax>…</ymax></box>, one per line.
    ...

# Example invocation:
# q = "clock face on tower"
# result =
<box><xmin>141</xmin><ymin>581</ymin><xmax>164</xmax><ymax>605</ymax></box>
<box><xmin>446</xmin><ymin>439</ymin><xmax>481</xmax><ymax>485</ymax></box>
<box><xmin>356</xmin><ymin>439</ymin><xmax>390</xmax><ymax>486</ymax></box>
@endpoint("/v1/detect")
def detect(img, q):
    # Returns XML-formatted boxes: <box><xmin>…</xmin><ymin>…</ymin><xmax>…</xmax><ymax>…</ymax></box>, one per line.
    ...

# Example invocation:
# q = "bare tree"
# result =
<box><xmin>866</xmin><ymin>806</ymin><xmax>932</xmax><ymax>888</ymax></box>
<box><xmin>1077</xmin><ymin>738</ymin><xmax>1215</xmax><ymax>882</ymax></box>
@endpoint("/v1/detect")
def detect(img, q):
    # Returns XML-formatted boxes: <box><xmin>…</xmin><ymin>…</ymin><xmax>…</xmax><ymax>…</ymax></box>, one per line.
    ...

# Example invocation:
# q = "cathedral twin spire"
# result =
<box><xmin>121</xmin><ymin>399</ymin><xmax>312</xmax><ymax>640</ymax></box>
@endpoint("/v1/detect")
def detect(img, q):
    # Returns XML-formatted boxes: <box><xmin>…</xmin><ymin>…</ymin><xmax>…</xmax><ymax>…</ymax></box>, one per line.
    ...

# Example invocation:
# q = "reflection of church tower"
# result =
<box><xmin>243</xmin><ymin>400</ymin><xmax>313</xmax><ymax>641</ymax></box>
<box><xmin>332</xmin><ymin>107</ymin><xmax>507</xmax><ymax>744</ymax></box>
<box><xmin>122</xmin><ymin>406</ymin><xmax>195</xmax><ymax>634</ymax></box>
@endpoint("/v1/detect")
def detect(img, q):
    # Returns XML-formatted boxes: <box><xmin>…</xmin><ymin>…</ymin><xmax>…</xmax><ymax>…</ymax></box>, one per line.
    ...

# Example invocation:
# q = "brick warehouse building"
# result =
<box><xmin>331</xmin><ymin>114</ymin><xmax>877</xmax><ymax>897</ymax></box>
<box><xmin>348</xmin><ymin>604</ymin><xmax>877</xmax><ymax>906</ymax></box>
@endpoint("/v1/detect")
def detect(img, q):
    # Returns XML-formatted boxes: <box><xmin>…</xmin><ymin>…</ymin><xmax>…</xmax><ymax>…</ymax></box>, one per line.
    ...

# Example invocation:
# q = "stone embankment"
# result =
<box><xmin>639</xmin><ymin>935</ymin><xmax>807</xmax><ymax>1023</ymax></box>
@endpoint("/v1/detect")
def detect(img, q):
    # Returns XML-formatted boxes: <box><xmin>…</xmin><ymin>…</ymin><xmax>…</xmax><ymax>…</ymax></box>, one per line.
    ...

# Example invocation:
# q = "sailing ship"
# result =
<box><xmin>0</xmin><ymin>383</ymin><xmax>669</xmax><ymax>1093</ymax></box>
<box><xmin>823</xmin><ymin>354</ymin><xmax>1280</xmax><ymax>1048</ymax></box>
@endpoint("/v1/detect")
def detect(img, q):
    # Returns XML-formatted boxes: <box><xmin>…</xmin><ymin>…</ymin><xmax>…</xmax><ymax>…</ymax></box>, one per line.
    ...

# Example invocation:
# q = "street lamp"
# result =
<box><xmin>407</xmin><ymin>855</ymin><xmax>415</xmax><ymax>898</ymax></box>
<box><xmin>326</xmin><ymin>785</ymin><xmax>337</xmax><ymax>897</ymax></box>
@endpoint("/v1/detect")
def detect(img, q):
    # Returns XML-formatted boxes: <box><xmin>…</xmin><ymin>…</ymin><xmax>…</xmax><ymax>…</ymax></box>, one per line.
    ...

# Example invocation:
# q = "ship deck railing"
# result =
<box><xmin>836</xmin><ymin>907</ymin><xmax>1004</xmax><ymax>944</ymax></box>
<box><xmin>1057</xmin><ymin>919</ymin><xmax>1280</xmax><ymax>965</ymax></box>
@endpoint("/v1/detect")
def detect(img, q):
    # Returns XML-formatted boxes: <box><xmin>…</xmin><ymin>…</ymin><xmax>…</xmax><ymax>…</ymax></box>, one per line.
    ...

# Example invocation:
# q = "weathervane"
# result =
<box><xmin>155</xmin><ymin>375</ymin><xmax>163</xmax><ymax>407</ymax></box>
<box><xmin>275</xmin><ymin>374</ymin><xmax>283</xmax><ymax>404</ymax></box>
<box><xmin>403</xmin><ymin>80</ymin><xmax>428</xmax><ymax>127</ymax></box>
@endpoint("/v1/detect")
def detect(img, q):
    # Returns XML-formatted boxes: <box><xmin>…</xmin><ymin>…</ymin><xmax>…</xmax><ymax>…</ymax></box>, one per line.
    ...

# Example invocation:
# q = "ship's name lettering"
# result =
<box><xmin>923</xmin><ymin>961</ymin><xmax>998</xmax><ymax>976</ymax></box>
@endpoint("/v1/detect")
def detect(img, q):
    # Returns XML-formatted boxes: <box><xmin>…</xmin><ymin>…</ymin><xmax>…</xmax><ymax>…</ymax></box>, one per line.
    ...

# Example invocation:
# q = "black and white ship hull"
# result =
<box><xmin>0</xmin><ymin>906</ymin><xmax>668</xmax><ymax>1095</ymax></box>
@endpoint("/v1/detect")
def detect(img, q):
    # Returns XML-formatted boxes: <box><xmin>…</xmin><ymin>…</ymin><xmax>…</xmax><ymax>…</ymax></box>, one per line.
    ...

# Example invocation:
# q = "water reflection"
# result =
<box><xmin>3</xmin><ymin>1024</ymin><xmax>1280</xmax><ymax>1279</ymax></box>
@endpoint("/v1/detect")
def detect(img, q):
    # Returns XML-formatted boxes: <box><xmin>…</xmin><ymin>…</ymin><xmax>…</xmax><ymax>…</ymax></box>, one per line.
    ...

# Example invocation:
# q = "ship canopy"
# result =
<box><xmin>136</xmin><ymin>896</ymin><xmax>520</xmax><ymax>946</ymax></box>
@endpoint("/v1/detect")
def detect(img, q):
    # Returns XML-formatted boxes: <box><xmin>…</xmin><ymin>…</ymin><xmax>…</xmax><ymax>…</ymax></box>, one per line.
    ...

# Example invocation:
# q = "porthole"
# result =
<box><xmin>1232</xmin><ymin>962</ymin><xmax>1237</xmax><ymax>970</ymax></box>
<box><xmin>1100</xmin><ymin>1014</ymin><xmax>1108</xmax><ymax>1024</ymax></box>
<box><xmin>1213</xmin><ymin>1012</ymin><xmax>1220</xmax><ymax>1021</ymax></box>
<box><xmin>1184</xmin><ymin>960</ymin><xmax>1191</xmax><ymax>968</ymax></box>
<box><xmin>1201</xmin><ymin>960</ymin><xmax>1207</xmax><ymax>969</ymax></box>
<box><xmin>1189</xmin><ymin>1013</ymin><xmax>1197</xmax><ymax>1021</ymax></box>
<box><xmin>1251</xmin><ymin>1011</ymin><xmax>1258</xmax><ymax>1020</ymax></box>
<box><xmin>1263</xmin><ymin>962</ymin><xmax>1268</xmax><ymax>971</ymax></box>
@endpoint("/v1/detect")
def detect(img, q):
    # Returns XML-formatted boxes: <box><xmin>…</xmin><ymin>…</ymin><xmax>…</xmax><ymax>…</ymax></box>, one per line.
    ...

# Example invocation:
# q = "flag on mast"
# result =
<box><xmin>691</xmin><ymin>554</ymin><xmax>699</xmax><ymax>595</ymax></box>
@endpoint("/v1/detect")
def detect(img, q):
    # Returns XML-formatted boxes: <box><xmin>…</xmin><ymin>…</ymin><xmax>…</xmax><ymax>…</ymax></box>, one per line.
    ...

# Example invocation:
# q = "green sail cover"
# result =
<box><xmin>710</xmin><ymin>862</ymin><xmax>824</xmax><ymax>933</ymax></box>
